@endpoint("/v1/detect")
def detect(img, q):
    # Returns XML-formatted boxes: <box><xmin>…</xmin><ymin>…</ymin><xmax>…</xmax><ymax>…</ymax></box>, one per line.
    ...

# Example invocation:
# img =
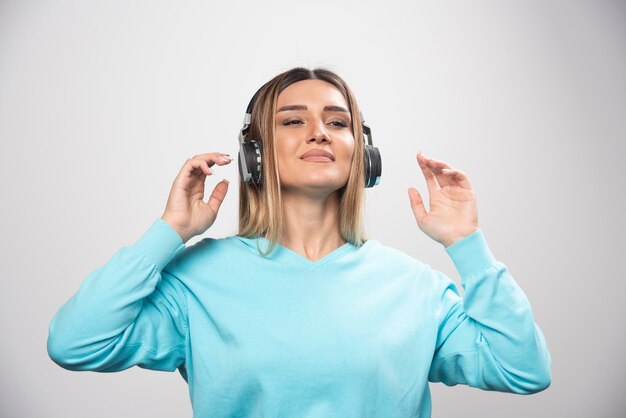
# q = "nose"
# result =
<box><xmin>307</xmin><ymin>118</ymin><xmax>330</xmax><ymax>143</ymax></box>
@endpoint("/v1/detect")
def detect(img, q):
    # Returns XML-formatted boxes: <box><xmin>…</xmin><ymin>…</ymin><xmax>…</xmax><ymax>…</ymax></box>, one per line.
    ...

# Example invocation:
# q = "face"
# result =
<box><xmin>273</xmin><ymin>79</ymin><xmax>355</xmax><ymax>197</ymax></box>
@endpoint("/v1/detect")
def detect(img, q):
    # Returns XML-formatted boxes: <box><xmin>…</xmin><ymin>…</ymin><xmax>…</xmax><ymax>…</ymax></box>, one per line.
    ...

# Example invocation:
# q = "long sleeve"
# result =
<box><xmin>47</xmin><ymin>218</ymin><xmax>189</xmax><ymax>373</ymax></box>
<box><xmin>427</xmin><ymin>229</ymin><xmax>552</xmax><ymax>394</ymax></box>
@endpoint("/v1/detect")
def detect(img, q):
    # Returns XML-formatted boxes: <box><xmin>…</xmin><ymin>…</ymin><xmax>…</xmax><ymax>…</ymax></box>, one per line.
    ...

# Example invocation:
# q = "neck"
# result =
<box><xmin>278</xmin><ymin>189</ymin><xmax>346</xmax><ymax>262</ymax></box>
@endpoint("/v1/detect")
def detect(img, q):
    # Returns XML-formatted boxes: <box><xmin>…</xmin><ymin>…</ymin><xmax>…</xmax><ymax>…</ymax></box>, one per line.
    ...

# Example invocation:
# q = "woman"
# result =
<box><xmin>47</xmin><ymin>67</ymin><xmax>551</xmax><ymax>417</ymax></box>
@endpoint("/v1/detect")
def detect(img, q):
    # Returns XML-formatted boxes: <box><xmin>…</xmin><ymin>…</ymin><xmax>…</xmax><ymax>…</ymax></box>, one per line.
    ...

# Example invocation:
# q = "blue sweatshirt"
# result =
<box><xmin>47</xmin><ymin>218</ymin><xmax>551</xmax><ymax>417</ymax></box>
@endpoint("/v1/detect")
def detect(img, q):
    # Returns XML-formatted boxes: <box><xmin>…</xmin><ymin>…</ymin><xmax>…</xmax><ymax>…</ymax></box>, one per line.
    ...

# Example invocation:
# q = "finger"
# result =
<box><xmin>206</xmin><ymin>179</ymin><xmax>229</xmax><ymax>214</ymax></box>
<box><xmin>187</xmin><ymin>158</ymin><xmax>212</xmax><ymax>177</ymax></box>
<box><xmin>441</xmin><ymin>168</ymin><xmax>472</xmax><ymax>190</ymax></box>
<box><xmin>174</xmin><ymin>160</ymin><xmax>210</xmax><ymax>186</ymax></box>
<box><xmin>423</xmin><ymin>155</ymin><xmax>453</xmax><ymax>188</ymax></box>
<box><xmin>192</xmin><ymin>152</ymin><xmax>231</xmax><ymax>158</ymax></box>
<box><xmin>417</xmin><ymin>152</ymin><xmax>440</xmax><ymax>193</ymax></box>
<box><xmin>192</xmin><ymin>153</ymin><xmax>233</xmax><ymax>168</ymax></box>
<box><xmin>407</xmin><ymin>187</ymin><xmax>427</xmax><ymax>226</ymax></box>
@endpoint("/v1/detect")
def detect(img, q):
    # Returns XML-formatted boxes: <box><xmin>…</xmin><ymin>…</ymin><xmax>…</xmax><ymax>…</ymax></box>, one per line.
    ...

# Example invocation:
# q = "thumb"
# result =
<box><xmin>206</xmin><ymin>179</ymin><xmax>229</xmax><ymax>215</ymax></box>
<box><xmin>407</xmin><ymin>187</ymin><xmax>427</xmax><ymax>226</ymax></box>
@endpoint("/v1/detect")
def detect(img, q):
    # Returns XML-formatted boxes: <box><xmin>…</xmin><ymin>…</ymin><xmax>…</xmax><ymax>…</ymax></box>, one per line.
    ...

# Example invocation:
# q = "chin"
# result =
<box><xmin>281</xmin><ymin>177</ymin><xmax>347</xmax><ymax>193</ymax></box>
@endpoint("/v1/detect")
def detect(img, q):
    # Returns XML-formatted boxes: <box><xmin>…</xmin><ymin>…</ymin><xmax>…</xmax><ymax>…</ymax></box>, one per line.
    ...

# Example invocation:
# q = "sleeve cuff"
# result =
<box><xmin>444</xmin><ymin>228</ymin><xmax>499</xmax><ymax>280</ymax></box>
<box><xmin>130</xmin><ymin>218</ymin><xmax>185</xmax><ymax>271</ymax></box>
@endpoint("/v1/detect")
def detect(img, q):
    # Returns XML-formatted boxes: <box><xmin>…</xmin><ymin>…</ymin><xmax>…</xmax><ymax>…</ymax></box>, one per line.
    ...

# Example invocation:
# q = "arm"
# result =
<box><xmin>427</xmin><ymin>229</ymin><xmax>552</xmax><ymax>393</ymax></box>
<box><xmin>49</xmin><ymin>151</ymin><xmax>233</xmax><ymax>373</ymax></box>
<box><xmin>407</xmin><ymin>152</ymin><xmax>551</xmax><ymax>392</ymax></box>
<box><xmin>47</xmin><ymin>218</ymin><xmax>189</xmax><ymax>372</ymax></box>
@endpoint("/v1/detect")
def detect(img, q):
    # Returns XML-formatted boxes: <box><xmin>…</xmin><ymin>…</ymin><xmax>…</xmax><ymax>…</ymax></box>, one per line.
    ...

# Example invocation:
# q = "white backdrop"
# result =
<box><xmin>1</xmin><ymin>0</ymin><xmax>624</xmax><ymax>417</ymax></box>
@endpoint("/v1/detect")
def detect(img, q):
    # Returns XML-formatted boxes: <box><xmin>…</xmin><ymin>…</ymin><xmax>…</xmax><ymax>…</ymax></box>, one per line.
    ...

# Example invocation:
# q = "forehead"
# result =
<box><xmin>276</xmin><ymin>79</ymin><xmax>348</xmax><ymax>108</ymax></box>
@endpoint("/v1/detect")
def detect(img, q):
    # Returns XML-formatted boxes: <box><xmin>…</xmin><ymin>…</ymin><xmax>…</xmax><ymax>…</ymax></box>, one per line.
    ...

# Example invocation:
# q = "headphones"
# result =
<box><xmin>238</xmin><ymin>84</ymin><xmax>382</xmax><ymax>188</ymax></box>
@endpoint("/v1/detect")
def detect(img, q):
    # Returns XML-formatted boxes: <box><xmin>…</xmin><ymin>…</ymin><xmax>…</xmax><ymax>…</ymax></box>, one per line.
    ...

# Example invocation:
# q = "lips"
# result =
<box><xmin>300</xmin><ymin>149</ymin><xmax>335</xmax><ymax>161</ymax></box>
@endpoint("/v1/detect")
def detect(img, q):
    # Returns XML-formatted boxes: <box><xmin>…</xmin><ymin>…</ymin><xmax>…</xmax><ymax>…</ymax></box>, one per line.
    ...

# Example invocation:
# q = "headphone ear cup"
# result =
<box><xmin>364</xmin><ymin>144</ymin><xmax>382</xmax><ymax>188</ymax></box>
<box><xmin>239</xmin><ymin>138</ymin><xmax>263</xmax><ymax>185</ymax></box>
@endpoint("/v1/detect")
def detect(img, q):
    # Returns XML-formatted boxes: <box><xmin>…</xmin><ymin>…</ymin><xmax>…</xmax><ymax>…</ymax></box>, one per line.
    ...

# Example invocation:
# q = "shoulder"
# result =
<box><xmin>358</xmin><ymin>238</ymin><xmax>430</xmax><ymax>275</ymax></box>
<box><xmin>360</xmin><ymin>239</ymin><xmax>454</xmax><ymax>290</ymax></box>
<box><xmin>163</xmin><ymin>235</ymin><xmax>257</xmax><ymax>275</ymax></box>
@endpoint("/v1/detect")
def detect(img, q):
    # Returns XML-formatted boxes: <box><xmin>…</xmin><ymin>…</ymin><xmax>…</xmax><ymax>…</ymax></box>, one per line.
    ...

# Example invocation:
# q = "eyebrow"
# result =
<box><xmin>276</xmin><ymin>104</ymin><xmax>350</xmax><ymax>113</ymax></box>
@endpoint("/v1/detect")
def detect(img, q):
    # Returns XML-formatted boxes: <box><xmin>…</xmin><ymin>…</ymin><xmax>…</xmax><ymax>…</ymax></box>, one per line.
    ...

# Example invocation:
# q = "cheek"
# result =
<box><xmin>274</xmin><ymin>136</ymin><xmax>295</xmax><ymax>159</ymax></box>
<box><xmin>340</xmin><ymin>136</ymin><xmax>356</xmax><ymax>160</ymax></box>
<box><xmin>274</xmin><ymin>138</ymin><xmax>300</xmax><ymax>176</ymax></box>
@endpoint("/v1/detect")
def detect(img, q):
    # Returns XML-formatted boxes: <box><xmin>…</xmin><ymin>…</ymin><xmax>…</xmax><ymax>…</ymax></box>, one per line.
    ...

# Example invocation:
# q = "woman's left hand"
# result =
<box><xmin>407</xmin><ymin>152</ymin><xmax>479</xmax><ymax>248</ymax></box>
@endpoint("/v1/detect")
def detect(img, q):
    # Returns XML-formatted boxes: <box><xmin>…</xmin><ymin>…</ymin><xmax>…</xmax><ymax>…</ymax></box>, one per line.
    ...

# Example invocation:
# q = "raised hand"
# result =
<box><xmin>407</xmin><ymin>152</ymin><xmax>479</xmax><ymax>248</ymax></box>
<box><xmin>161</xmin><ymin>153</ymin><xmax>232</xmax><ymax>243</ymax></box>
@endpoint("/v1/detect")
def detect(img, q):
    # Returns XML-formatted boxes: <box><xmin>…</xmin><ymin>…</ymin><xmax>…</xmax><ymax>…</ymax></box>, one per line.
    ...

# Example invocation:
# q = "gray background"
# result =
<box><xmin>1</xmin><ymin>0</ymin><xmax>624</xmax><ymax>417</ymax></box>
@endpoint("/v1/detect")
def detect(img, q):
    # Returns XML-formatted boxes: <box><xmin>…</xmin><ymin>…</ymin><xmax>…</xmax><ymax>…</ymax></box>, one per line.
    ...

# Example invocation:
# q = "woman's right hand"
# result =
<box><xmin>161</xmin><ymin>152</ymin><xmax>233</xmax><ymax>243</ymax></box>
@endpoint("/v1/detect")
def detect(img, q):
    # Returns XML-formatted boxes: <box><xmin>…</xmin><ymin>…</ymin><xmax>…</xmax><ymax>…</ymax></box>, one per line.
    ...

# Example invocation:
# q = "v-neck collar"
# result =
<box><xmin>236</xmin><ymin>236</ymin><xmax>358</xmax><ymax>271</ymax></box>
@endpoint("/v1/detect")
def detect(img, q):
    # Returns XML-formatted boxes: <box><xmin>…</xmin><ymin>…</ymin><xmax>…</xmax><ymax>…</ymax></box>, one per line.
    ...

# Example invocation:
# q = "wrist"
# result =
<box><xmin>441</xmin><ymin>227</ymin><xmax>480</xmax><ymax>248</ymax></box>
<box><xmin>160</xmin><ymin>215</ymin><xmax>191</xmax><ymax>243</ymax></box>
<box><xmin>132</xmin><ymin>218</ymin><xmax>185</xmax><ymax>271</ymax></box>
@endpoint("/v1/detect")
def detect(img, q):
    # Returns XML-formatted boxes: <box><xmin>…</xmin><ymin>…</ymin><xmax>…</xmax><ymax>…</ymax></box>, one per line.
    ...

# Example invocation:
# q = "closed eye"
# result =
<box><xmin>282</xmin><ymin>119</ymin><xmax>348</xmax><ymax>128</ymax></box>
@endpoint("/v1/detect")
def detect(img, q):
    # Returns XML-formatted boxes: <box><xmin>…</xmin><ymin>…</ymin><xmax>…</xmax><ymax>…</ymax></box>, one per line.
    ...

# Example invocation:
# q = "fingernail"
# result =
<box><xmin>222</xmin><ymin>179</ymin><xmax>229</xmax><ymax>184</ymax></box>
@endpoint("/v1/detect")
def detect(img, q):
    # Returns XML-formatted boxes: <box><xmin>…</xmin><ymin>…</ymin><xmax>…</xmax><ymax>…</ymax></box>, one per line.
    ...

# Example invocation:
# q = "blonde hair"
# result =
<box><xmin>237</xmin><ymin>67</ymin><xmax>368</xmax><ymax>256</ymax></box>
